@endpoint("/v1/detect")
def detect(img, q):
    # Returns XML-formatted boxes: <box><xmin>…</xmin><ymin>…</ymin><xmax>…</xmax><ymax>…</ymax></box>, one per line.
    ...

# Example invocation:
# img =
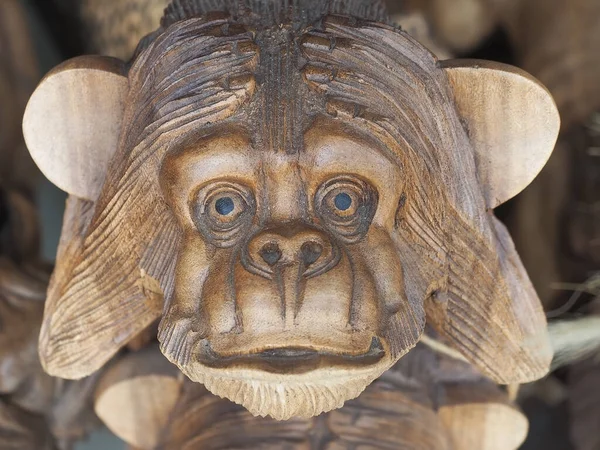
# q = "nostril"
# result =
<box><xmin>259</xmin><ymin>242</ymin><xmax>282</xmax><ymax>266</ymax></box>
<box><xmin>301</xmin><ymin>241</ymin><xmax>323</xmax><ymax>266</ymax></box>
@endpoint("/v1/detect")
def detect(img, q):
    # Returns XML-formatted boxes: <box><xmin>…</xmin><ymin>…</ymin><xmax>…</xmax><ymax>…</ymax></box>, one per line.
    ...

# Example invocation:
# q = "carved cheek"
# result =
<box><xmin>293</xmin><ymin>253</ymin><xmax>355</xmax><ymax>331</ymax></box>
<box><xmin>170</xmin><ymin>233</ymin><xmax>214</xmax><ymax>315</ymax></box>
<box><xmin>229</xmin><ymin>263</ymin><xmax>285</xmax><ymax>334</ymax></box>
<box><xmin>355</xmin><ymin>229</ymin><xmax>412</xmax><ymax>320</ymax></box>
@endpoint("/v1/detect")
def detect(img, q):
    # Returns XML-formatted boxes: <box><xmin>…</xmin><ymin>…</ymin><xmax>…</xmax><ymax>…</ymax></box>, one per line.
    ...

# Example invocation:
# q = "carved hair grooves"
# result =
<box><xmin>162</xmin><ymin>0</ymin><xmax>390</xmax><ymax>28</ymax></box>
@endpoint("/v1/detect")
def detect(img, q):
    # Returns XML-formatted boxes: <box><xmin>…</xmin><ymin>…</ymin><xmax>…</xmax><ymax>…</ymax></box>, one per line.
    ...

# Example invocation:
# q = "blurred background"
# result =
<box><xmin>1</xmin><ymin>0</ymin><xmax>599</xmax><ymax>449</ymax></box>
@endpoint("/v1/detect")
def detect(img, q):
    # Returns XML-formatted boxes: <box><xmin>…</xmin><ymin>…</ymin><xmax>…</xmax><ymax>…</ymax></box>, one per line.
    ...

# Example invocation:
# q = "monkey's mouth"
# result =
<box><xmin>197</xmin><ymin>336</ymin><xmax>385</xmax><ymax>374</ymax></box>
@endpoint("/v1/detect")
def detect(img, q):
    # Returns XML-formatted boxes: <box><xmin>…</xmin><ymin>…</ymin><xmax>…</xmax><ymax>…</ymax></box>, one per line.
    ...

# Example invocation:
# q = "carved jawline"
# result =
<box><xmin>197</xmin><ymin>336</ymin><xmax>385</xmax><ymax>373</ymax></box>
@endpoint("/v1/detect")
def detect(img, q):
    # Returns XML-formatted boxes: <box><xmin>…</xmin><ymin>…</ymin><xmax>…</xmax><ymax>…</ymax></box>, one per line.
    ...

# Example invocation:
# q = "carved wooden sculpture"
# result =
<box><xmin>93</xmin><ymin>342</ymin><xmax>527</xmax><ymax>449</ymax></box>
<box><xmin>0</xmin><ymin>200</ymin><xmax>100</xmax><ymax>449</ymax></box>
<box><xmin>23</xmin><ymin>0</ymin><xmax>559</xmax><ymax>419</ymax></box>
<box><xmin>407</xmin><ymin>0</ymin><xmax>600</xmax><ymax>130</ymax></box>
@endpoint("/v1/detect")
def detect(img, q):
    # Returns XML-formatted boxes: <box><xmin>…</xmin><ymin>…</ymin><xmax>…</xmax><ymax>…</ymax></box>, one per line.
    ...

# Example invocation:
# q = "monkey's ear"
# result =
<box><xmin>442</xmin><ymin>60</ymin><xmax>560</xmax><ymax>209</ymax></box>
<box><xmin>23</xmin><ymin>56</ymin><xmax>128</xmax><ymax>201</ymax></box>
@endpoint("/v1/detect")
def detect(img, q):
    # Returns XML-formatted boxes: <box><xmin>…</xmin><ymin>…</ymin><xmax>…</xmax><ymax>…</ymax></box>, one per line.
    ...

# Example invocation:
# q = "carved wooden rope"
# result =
<box><xmin>23</xmin><ymin>0</ymin><xmax>559</xmax><ymax>419</ymax></box>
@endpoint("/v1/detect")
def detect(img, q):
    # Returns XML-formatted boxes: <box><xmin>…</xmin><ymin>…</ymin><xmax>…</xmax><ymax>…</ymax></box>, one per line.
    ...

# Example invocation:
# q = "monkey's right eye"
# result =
<box><xmin>190</xmin><ymin>182</ymin><xmax>256</xmax><ymax>247</ymax></box>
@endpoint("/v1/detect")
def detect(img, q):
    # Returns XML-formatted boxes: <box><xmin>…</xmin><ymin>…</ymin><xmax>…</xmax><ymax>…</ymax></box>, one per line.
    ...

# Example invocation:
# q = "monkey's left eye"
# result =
<box><xmin>209</xmin><ymin>193</ymin><xmax>247</xmax><ymax>223</ymax></box>
<box><xmin>315</xmin><ymin>177</ymin><xmax>378</xmax><ymax>243</ymax></box>
<box><xmin>191</xmin><ymin>182</ymin><xmax>256</xmax><ymax>247</ymax></box>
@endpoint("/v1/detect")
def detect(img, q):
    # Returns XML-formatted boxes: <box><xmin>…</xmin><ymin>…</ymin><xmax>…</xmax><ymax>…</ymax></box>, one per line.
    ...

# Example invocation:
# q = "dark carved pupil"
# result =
<box><xmin>334</xmin><ymin>193</ymin><xmax>352</xmax><ymax>211</ymax></box>
<box><xmin>215</xmin><ymin>197</ymin><xmax>235</xmax><ymax>216</ymax></box>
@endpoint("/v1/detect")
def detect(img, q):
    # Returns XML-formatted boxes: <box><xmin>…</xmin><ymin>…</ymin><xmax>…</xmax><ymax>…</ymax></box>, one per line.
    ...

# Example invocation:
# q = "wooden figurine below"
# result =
<box><xmin>92</xmin><ymin>343</ymin><xmax>528</xmax><ymax>449</ymax></box>
<box><xmin>23</xmin><ymin>0</ymin><xmax>559</xmax><ymax>419</ymax></box>
<box><xmin>0</xmin><ymin>191</ymin><xmax>101</xmax><ymax>449</ymax></box>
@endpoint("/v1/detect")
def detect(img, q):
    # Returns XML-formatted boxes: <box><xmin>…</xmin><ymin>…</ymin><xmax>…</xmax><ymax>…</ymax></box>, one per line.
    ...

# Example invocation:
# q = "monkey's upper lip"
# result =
<box><xmin>197</xmin><ymin>336</ymin><xmax>385</xmax><ymax>374</ymax></box>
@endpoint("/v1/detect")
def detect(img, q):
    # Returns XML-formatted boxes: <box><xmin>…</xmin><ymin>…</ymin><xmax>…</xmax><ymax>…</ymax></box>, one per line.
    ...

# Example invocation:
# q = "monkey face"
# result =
<box><xmin>159</xmin><ymin>119</ymin><xmax>421</xmax><ymax>418</ymax></box>
<box><xmin>25</xmin><ymin>14</ymin><xmax>556</xmax><ymax>422</ymax></box>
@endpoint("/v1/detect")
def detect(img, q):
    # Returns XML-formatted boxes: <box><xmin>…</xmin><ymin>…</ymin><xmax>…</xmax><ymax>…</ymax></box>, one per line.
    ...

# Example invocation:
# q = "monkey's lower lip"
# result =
<box><xmin>197</xmin><ymin>336</ymin><xmax>385</xmax><ymax>374</ymax></box>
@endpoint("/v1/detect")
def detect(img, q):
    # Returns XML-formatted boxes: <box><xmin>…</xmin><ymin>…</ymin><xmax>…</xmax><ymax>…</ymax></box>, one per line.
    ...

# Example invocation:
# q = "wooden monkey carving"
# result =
<box><xmin>23</xmin><ymin>0</ymin><xmax>559</xmax><ymax>419</ymax></box>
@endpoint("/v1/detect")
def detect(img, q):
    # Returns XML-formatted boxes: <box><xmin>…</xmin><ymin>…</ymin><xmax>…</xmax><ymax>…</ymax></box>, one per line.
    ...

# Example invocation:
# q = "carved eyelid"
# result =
<box><xmin>313</xmin><ymin>175</ymin><xmax>379</xmax><ymax>242</ymax></box>
<box><xmin>187</xmin><ymin>179</ymin><xmax>256</xmax><ymax>222</ymax></box>
<box><xmin>189</xmin><ymin>180</ymin><xmax>257</xmax><ymax>247</ymax></box>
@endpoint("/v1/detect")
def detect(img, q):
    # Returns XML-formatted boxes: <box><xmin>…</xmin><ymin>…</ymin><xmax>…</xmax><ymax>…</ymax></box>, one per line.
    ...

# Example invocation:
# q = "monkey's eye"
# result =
<box><xmin>316</xmin><ymin>177</ymin><xmax>378</xmax><ymax>243</ymax></box>
<box><xmin>209</xmin><ymin>194</ymin><xmax>246</xmax><ymax>223</ymax></box>
<box><xmin>324</xmin><ymin>190</ymin><xmax>359</xmax><ymax>218</ymax></box>
<box><xmin>191</xmin><ymin>182</ymin><xmax>256</xmax><ymax>247</ymax></box>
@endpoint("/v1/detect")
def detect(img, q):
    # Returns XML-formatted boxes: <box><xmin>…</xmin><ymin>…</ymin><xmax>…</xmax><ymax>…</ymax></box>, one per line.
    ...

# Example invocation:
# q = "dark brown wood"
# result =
<box><xmin>0</xmin><ymin>258</ymin><xmax>52</xmax><ymax>413</ymax></box>
<box><xmin>568</xmin><ymin>355</ymin><xmax>600</xmax><ymax>450</ymax></box>
<box><xmin>0</xmin><ymin>0</ymin><xmax>41</xmax><ymax>193</ymax></box>
<box><xmin>0</xmin><ymin>400</ymin><xmax>56</xmax><ymax>450</ymax></box>
<box><xmin>79</xmin><ymin>0</ymin><xmax>169</xmax><ymax>59</ymax></box>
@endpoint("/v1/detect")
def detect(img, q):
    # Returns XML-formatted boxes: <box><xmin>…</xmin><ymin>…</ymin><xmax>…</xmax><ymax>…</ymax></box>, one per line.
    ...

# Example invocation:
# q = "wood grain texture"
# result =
<box><xmin>28</xmin><ymin>0</ymin><xmax>552</xmax><ymax>419</ymax></box>
<box><xmin>391</xmin><ymin>12</ymin><xmax>452</xmax><ymax>60</ymax></box>
<box><xmin>94</xmin><ymin>346</ymin><xmax>182</xmax><ymax>449</ymax></box>
<box><xmin>443</xmin><ymin>59</ymin><xmax>560</xmax><ymax>208</ymax></box>
<box><xmin>437</xmin><ymin>378</ymin><xmax>528</xmax><ymax>450</ymax></box>
<box><xmin>95</xmin><ymin>343</ymin><xmax>523</xmax><ymax>449</ymax></box>
<box><xmin>0</xmin><ymin>192</ymin><xmax>101</xmax><ymax>449</ymax></box>
<box><xmin>158</xmin><ymin>351</ymin><xmax>454</xmax><ymax>450</ymax></box>
<box><xmin>409</xmin><ymin>0</ymin><xmax>600</xmax><ymax>130</ymax></box>
<box><xmin>400</xmin><ymin>342</ymin><xmax>529</xmax><ymax>450</ymax></box>
<box><xmin>502</xmin><ymin>0</ymin><xmax>600</xmax><ymax>130</ymax></box>
<box><xmin>23</xmin><ymin>56</ymin><xmax>128</xmax><ymax>201</ymax></box>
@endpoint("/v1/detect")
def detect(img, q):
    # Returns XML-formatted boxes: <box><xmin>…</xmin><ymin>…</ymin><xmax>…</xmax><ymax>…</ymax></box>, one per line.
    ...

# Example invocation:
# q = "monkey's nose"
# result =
<box><xmin>259</xmin><ymin>241</ymin><xmax>324</xmax><ymax>267</ymax></box>
<box><xmin>245</xmin><ymin>226</ymin><xmax>339</xmax><ymax>278</ymax></box>
<box><xmin>300</xmin><ymin>241</ymin><xmax>323</xmax><ymax>266</ymax></box>
<box><xmin>259</xmin><ymin>242</ymin><xmax>282</xmax><ymax>266</ymax></box>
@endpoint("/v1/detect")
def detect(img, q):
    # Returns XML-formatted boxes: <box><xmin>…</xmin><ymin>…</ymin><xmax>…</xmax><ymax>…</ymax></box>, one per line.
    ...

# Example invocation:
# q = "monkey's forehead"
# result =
<box><xmin>127</xmin><ymin>16</ymin><xmax>446</xmax><ymax>158</ymax></box>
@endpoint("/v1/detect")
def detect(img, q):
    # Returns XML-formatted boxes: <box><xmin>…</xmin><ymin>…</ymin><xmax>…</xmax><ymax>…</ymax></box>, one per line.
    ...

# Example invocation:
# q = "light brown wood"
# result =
<box><xmin>400</xmin><ymin>341</ymin><xmax>529</xmax><ymax>450</ymax></box>
<box><xmin>27</xmin><ymin>0</ymin><xmax>552</xmax><ymax>419</ymax></box>
<box><xmin>439</xmin><ymin>402</ymin><xmax>528</xmax><ymax>450</ymax></box>
<box><xmin>442</xmin><ymin>59</ymin><xmax>560</xmax><ymax>208</ymax></box>
<box><xmin>22</xmin><ymin>55</ymin><xmax>128</xmax><ymax>201</ymax></box>
<box><xmin>94</xmin><ymin>346</ymin><xmax>182</xmax><ymax>449</ymax></box>
<box><xmin>159</xmin><ymin>355</ymin><xmax>454</xmax><ymax>449</ymax></box>
<box><xmin>437</xmin><ymin>380</ymin><xmax>528</xmax><ymax>450</ymax></box>
<box><xmin>410</xmin><ymin>0</ymin><xmax>600</xmax><ymax>130</ymax></box>
<box><xmin>154</xmin><ymin>343</ymin><xmax>522</xmax><ymax>449</ymax></box>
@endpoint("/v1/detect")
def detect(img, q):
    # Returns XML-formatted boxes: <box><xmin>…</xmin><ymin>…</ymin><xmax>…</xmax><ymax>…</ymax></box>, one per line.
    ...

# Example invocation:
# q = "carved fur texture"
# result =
<box><xmin>33</xmin><ymin>0</ymin><xmax>552</xmax><ymax>419</ymax></box>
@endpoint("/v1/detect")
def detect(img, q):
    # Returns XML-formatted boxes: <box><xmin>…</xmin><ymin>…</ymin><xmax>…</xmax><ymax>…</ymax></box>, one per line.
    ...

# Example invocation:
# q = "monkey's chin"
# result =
<box><xmin>182</xmin><ymin>355</ymin><xmax>397</xmax><ymax>420</ymax></box>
